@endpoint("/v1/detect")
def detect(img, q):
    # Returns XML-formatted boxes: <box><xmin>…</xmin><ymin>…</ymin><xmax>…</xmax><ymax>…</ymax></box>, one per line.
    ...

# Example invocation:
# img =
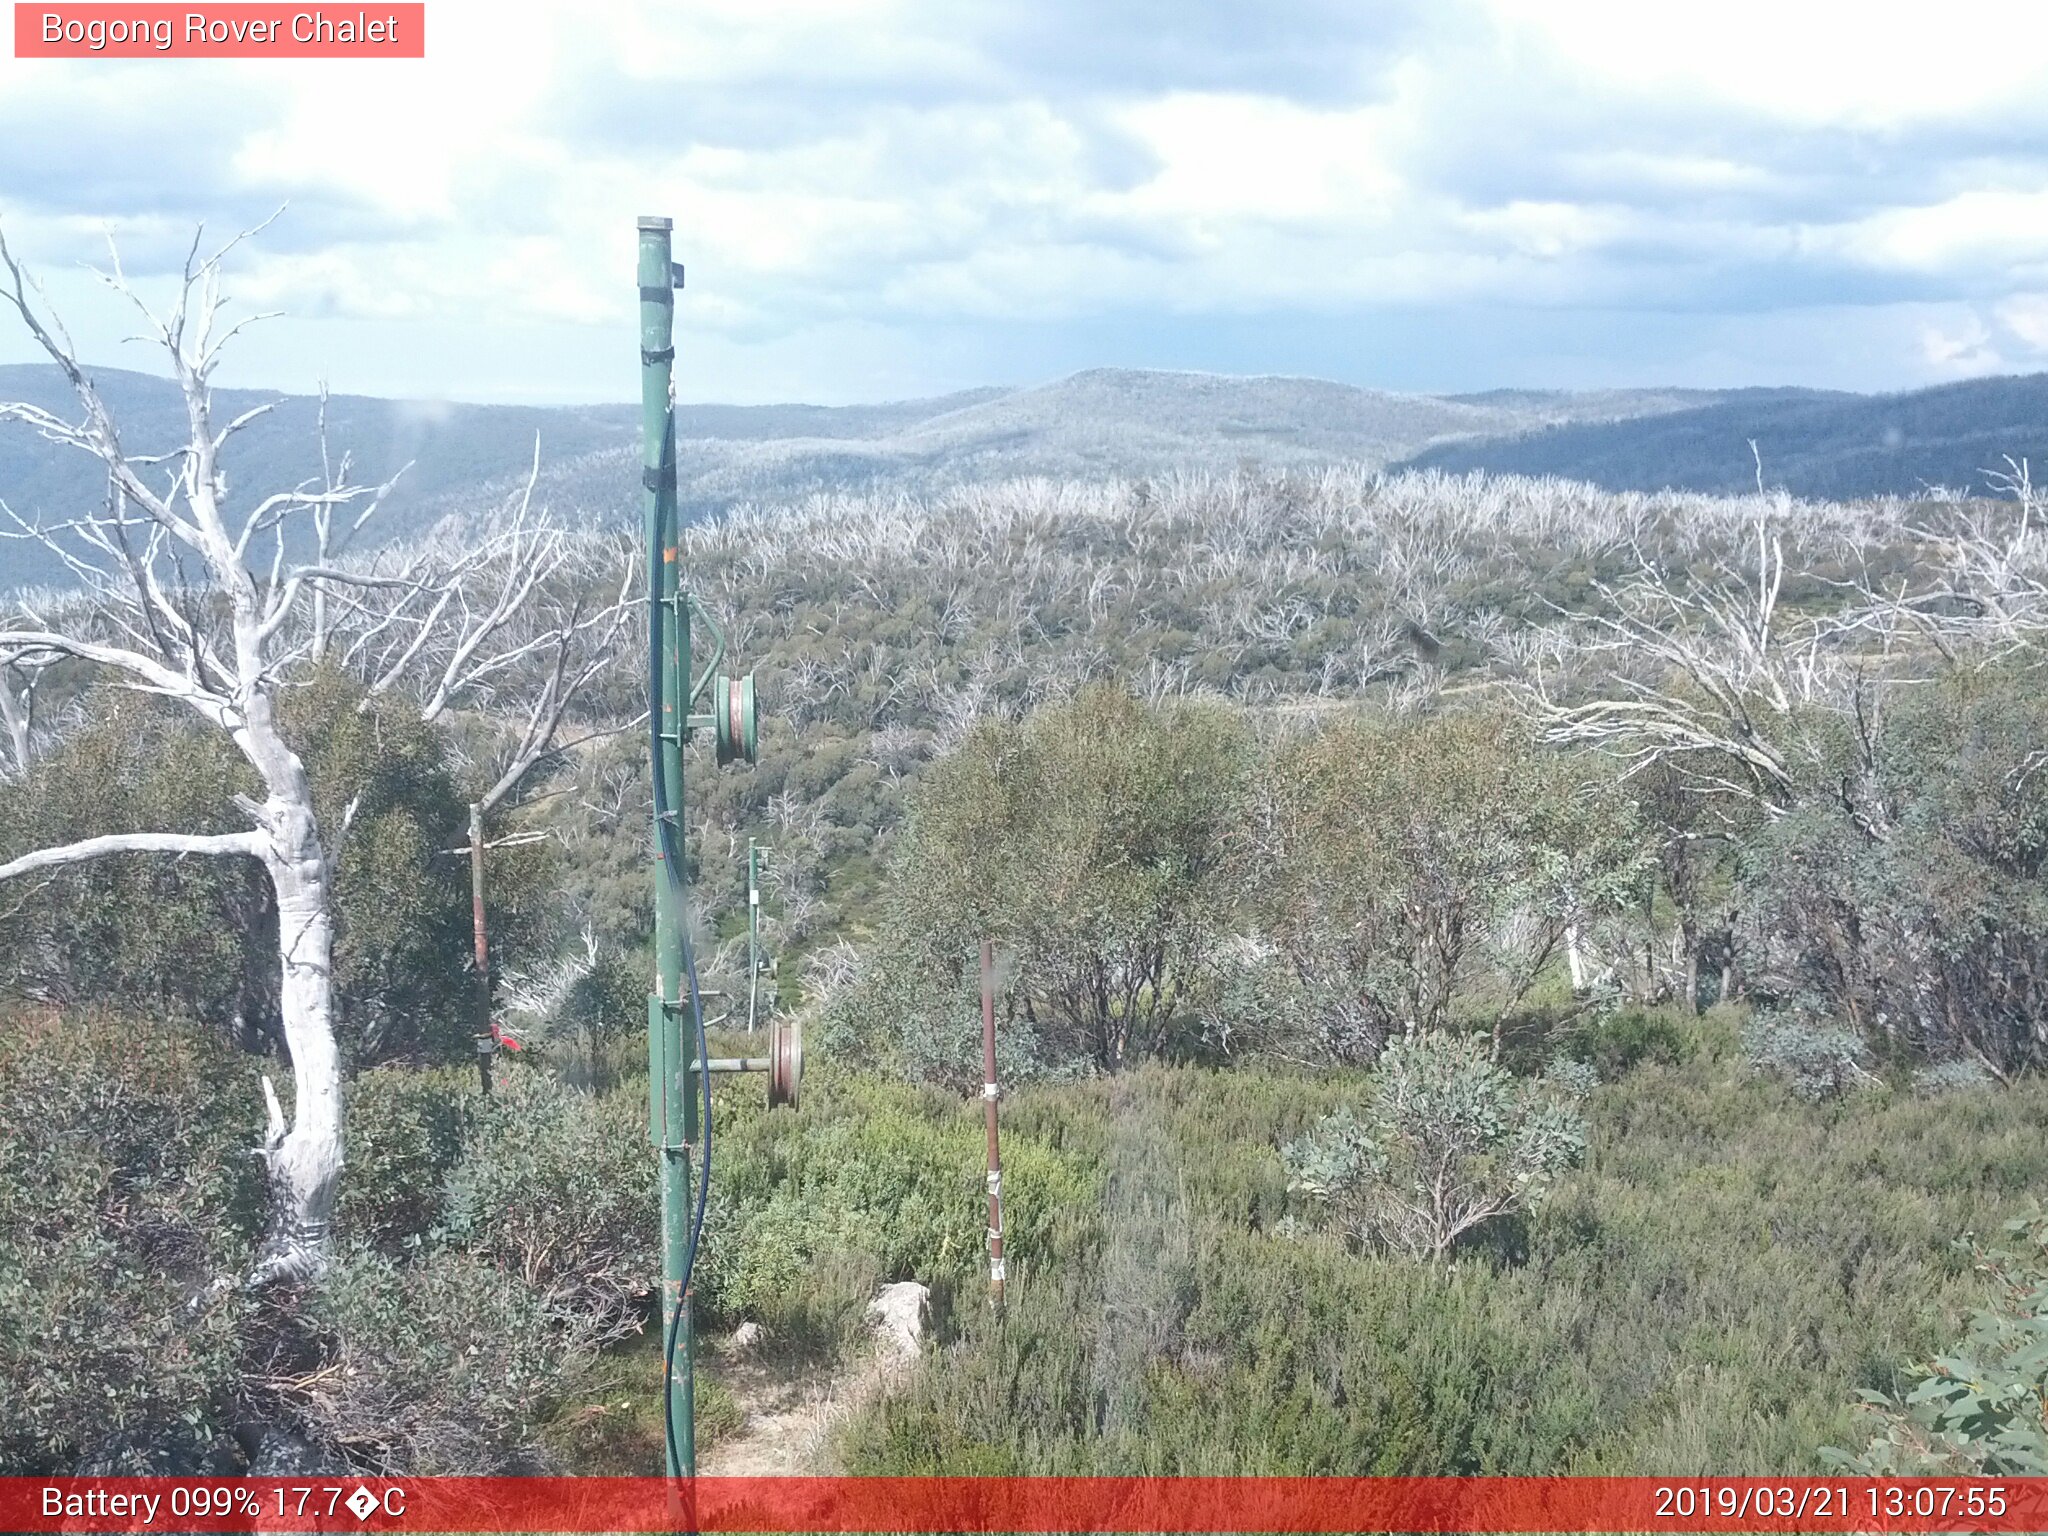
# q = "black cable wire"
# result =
<box><xmin>649</xmin><ymin>487</ymin><xmax>714</xmax><ymax>1484</ymax></box>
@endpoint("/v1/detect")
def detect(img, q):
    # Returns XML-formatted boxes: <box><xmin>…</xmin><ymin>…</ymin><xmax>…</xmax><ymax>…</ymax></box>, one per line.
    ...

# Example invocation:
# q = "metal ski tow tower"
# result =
<box><xmin>638</xmin><ymin>213</ymin><xmax>800</xmax><ymax>1481</ymax></box>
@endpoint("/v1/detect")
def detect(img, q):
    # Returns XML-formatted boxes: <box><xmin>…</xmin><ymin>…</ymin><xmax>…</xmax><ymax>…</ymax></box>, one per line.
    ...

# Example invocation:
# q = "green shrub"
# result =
<box><xmin>694</xmin><ymin>1067</ymin><xmax>1098</xmax><ymax>1355</ymax></box>
<box><xmin>0</xmin><ymin>674</ymin><xmax>563</xmax><ymax>1067</ymax></box>
<box><xmin>880</xmin><ymin>686</ymin><xmax>1253</xmax><ymax>1076</ymax></box>
<box><xmin>1741</xmin><ymin>669</ymin><xmax>2048</xmax><ymax>1078</ymax></box>
<box><xmin>1284</xmin><ymin>1032</ymin><xmax>1587</xmax><ymax>1260</ymax></box>
<box><xmin>1743</xmin><ymin>1005</ymin><xmax>1876</xmax><ymax>1102</ymax></box>
<box><xmin>1242</xmin><ymin>712</ymin><xmax>1647</xmax><ymax>1064</ymax></box>
<box><xmin>441</xmin><ymin>1072</ymin><xmax>656</xmax><ymax>1343</ymax></box>
<box><xmin>841</xmin><ymin>1053</ymin><xmax>2048</xmax><ymax>1475</ymax></box>
<box><xmin>337</xmin><ymin>1067</ymin><xmax>472</xmax><ymax>1252</ymax></box>
<box><xmin>296</xmin><ymin>1246</ymin><xmax>593</xmax><ymax>1474</ymax></box>
<box><xmin>1557</xmin><ymin>1007</ymin><xmax>1692</xmax><ymax>1079</ymax></box>
<box><xmin>0</xmin><ymin>1008</ymin><xmax>263</xmax><ymax>1472</ymax></box>
<box><xmin>1913</xmin><ymin>1059</ymin><xmax>1996</xmax><ymax>1099</ymax></box>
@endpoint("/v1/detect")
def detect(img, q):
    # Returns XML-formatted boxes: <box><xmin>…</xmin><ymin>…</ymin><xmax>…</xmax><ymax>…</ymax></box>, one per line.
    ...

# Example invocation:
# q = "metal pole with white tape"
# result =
<box><xmin>981</xmin><ymin>937</ymin><xmax>1006</xmax><ymax>1309</ymax></box>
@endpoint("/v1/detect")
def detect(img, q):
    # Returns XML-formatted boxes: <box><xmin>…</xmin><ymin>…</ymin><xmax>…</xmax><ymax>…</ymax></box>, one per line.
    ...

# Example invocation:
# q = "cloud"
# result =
<box><xmin>1920</xmin><ymin>314</ymin><xmax>2006</xmax><ymax>377</ymax></box>
<box><xmin>1996</xmin><ymin>292</ymin><xmax>2048</xmax><ymax>353</ymax></box>
<box><xmin>2</xmin><ymin>0</ymin><xmax>2047</xmax><ymax>400</ymax></box>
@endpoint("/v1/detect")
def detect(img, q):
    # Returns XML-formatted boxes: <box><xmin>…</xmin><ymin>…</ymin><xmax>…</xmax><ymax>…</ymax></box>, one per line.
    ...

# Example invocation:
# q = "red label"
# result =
<box><xmin>0</xmin><ymin>1477</ymin><xmax>2039</xmax><ymax>1533</ymax></box>
<box><xmin>14</xmin><ymin>3</ymin><xmax>425</xmax><ymax>56</ymax></box>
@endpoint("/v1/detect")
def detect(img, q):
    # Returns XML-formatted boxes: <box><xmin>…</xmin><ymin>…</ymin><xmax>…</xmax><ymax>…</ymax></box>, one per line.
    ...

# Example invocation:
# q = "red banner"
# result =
<box><xmin>13</xmin><ymin>4</ymin><xmax>425</xmax><ymax>57</ymax></box>
<box><xmin>2</xmin><ymin>1476</ymin><xmax>2043</xmax><ymax>1533</ymax></box>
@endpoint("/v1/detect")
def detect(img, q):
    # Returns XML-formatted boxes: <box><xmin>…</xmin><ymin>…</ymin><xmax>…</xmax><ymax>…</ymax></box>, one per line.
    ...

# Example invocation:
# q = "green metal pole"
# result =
<box><xmin>639</xmin><ymin>213</ymin><xmax>694</xmax><ymax>1480</ymax></box>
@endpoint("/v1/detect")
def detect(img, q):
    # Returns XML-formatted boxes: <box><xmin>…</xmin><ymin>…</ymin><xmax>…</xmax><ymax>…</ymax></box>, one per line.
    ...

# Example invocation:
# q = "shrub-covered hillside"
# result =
<box><xmin>4</xmin><ymin>464</ymin><xmax>2046</xmax><ymax>1476</ymax></box>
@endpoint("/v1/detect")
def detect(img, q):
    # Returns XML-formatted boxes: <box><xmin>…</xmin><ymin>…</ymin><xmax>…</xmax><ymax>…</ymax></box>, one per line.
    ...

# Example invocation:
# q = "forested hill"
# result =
<box><xmin>9</xmin><ymin>361</ymin><xmax>2047</xmax><ymax>591</ymax></box>
<box><xmin>0</xmin><ymin>364</ymin><xmax>1723</xmax><ymax>590</ymax></box>
<box><xmin>1399</xmin><ymin>373</ymin><xmax>2048</xmax><ymax>498</ymax></box>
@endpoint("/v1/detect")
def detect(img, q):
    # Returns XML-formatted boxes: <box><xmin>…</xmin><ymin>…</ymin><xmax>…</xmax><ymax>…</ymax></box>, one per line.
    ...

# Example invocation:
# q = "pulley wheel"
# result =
<box><xmin>767</xmin><ymin>1017</ymin><xmax>802</xmax><ymax>1109</ymax></box>
<box><xmin>713</xmin><ymin>671</ymin><xmax>759</xmax><ymax>766</ymax></box>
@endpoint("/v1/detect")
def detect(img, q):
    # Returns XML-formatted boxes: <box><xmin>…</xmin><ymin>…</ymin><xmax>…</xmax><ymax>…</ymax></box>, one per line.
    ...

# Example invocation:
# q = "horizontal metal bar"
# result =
<box><xmin>693</xmin><ymin>1057</ymin><xmax>771</xmax><ymax>1073</ymax></box>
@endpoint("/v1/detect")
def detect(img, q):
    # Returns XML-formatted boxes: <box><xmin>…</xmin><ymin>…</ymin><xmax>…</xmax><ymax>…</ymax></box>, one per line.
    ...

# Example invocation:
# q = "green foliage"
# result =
<box><xmin>295</xmin><ymin>1245</ymin><xmax>589</xmax><ymax>1474</ymax></box>
<box><xmin>1245</xmin><ymin>711</ymin><xmax>1647</xmax><ymax>1063</ymax></box>
<box><xmin>0</xmin><ymin>995</ymin><xmax>666</xmax><ymax>1475</ymax></box>
<box><xmin>0</xmin><ymin>1007</ymin><xmax>263</xmax><ymax>1472</ymax></box>
<box><xmin>841</xmin><ymin>1043</ymin><xmax>2048</xmax><ymax>1476</ymax></box>
<box><xmin>0</xmin><ymin>694</ymin><xmax>258</xmax><ymax>1027</ymax></box>
<box><xmin>1744</xmin><ymin>1005</ymin><xmax>1875</xmax><ymax>1102</ymax></box>
<box><xmin>291</xmin><ymin>1071</ymin><xmax>660</xmax><ymax>1473</ymax></box>
<box><xmin>1830</xmin><ymin>1207</ymin><xmax>2048</xmax><ymax>1474</ymax></box>
<box><xmin>862</xmin><ymin>697</ymin><xmax>1648</xmax><ymax>1086</ymax></box>
<box><xmin>440</xmin><ymin>1072</ymin><xmax>656</xmax><ymax>1341</ymax></box>
<box><xmin>336</xmin><ymin>1067</ymin><xmax>472</xmax><ymax>1253</ymax></box>
<box><xmin>1284</xmin><ymin>1032</ymin><xmax>1588</xmax><ymax>1260</ymax></box>
<box><xmin>696</xmin><ymin>1065</ymin><xmax>1097</xmax><ymax>1359</ymax></box>
<box><xmin>1743</xmin><ymin>668</ymin><xmax>2048</xmax><ymax>1077</ymax></box>
<box><xmin>0</xmin><ymin>674</ymin><xmax>562</xmax><ymax>1067</ymax></box>
<box><xmin>1913</xmin><ymin>1058</ymin><xmax>1996</xmax><ymax>1098</ymax></box>
<box><xmin>875</xmin><ymin>685</ymin><xmax>1252</xmax><ymax>1076</ymax></box>
<box><xmin>1555</xmin><ymin>1006</ymin><xmax>1693</xmax><ymax>1080</ymax></box>
<box><xmin>284</xmin><ymin>670</ymin><xmax>562</xmax><ymax>1064</ymax></box>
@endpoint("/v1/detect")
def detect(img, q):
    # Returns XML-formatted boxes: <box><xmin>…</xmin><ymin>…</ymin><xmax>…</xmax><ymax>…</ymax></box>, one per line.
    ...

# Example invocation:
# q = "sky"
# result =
<box><xmin>3</xmin><ymin>0</ymin><xmax>2048</xmax><ymax>405</ymax></box>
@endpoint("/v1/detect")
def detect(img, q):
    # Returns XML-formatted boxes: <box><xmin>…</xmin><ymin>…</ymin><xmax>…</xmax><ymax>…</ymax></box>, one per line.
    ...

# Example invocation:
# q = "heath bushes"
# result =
<box><xmin>440</xmin><ymin>1071</ymin><xmax>656</xmax><ymax>1344</ymax></box>
<box><xmin>293</xmin><ymin>1246</ymin><xmax>586</xmax><ymax>1475</ymax></box>
<box><xmin>0</xmin><ymin>1008</ymin><xmax>263</xmax><ymax>1473</ymax></box>
<box><xmin>1242</xmin><ymin>712</ymin><xmax>1646</xmax><ymax>1063</ymax></box>
<box><xmin>1831</xmin><ymin>1206</ymin><xmax>2048</xmax><ymax>1475</ymax></box>
<box><xmin>882</xmin><ymin>685</ymin><xmax>1252</xmax><ymax>1075</ymax></box>
<box><xmin>839</xmin><ymin>1043</ymin><xmax>2048</xmax><ymax>1475</ymax></box>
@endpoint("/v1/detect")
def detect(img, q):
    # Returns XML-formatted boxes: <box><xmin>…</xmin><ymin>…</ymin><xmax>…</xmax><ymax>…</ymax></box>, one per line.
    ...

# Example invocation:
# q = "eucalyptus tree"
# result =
<box><xmin>0</xmin><ymin>225</ymin><xmax>628</xmax><ymax>1284</ymax></box>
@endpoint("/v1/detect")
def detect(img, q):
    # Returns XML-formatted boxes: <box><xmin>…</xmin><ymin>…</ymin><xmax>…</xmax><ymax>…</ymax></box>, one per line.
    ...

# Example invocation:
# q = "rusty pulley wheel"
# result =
<box><xmin>712</xmin><ymin>671</ymin><xmax>758</xmax><ymax>766</ymax></box>
<box><xmin>766</xmin><ymin>1016</ymin><xmax>802</xmax><ymax>1109</ymax></box>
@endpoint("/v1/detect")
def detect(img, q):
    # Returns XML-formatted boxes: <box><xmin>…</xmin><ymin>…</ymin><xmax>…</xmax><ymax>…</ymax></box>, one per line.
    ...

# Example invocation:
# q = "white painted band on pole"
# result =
<box><xmin>986</xmin><ymin>1170</ymin><xmax>1002</xmax><ymax>1194</ymax></box>
<box><xmin>989</xmin><ymin>1258</ymin><xmax>1006</xmax><ymax>1281</ymax></box>
<box><xmin>982</xmin><ymin>1081</ymin><xmax>1000</xmax><ymax>1099</ymax></box>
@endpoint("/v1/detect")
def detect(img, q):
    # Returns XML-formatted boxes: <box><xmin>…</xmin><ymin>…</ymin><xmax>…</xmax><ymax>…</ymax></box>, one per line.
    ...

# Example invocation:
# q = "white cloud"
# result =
<box><xmin>1493</xmin><ymin>0</ymin><xmax>2048</xmax><ymax>130</ymax></box>
<box><xmin>1920</xmin><ymin>314</ymin><xmax>2005</xmax><ymax>376</ymax></box>
<box><xmin>1996</xmin><ymin>292</ymin><xmax>2048</xmax><ymax>353</ymax></box>
<box><xmin>3</xmin><ymin>0</ymin><xmax>2048</xmax><ymax>399</ymax></box>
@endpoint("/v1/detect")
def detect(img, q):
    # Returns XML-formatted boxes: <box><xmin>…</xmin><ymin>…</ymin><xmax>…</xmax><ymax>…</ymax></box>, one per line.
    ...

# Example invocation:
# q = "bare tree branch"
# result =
<box><xmin>0</xmin><ymin>828</ymin><xmax>266</xmax><ymax>882</ymax></box>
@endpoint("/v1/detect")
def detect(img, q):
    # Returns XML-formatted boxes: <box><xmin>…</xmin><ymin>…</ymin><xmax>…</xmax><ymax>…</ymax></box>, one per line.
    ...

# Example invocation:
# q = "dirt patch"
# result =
<box><xmin>699</xmin><ymin>1285</ymin><xmax>928</xmax><ymax>1476</ymax></box>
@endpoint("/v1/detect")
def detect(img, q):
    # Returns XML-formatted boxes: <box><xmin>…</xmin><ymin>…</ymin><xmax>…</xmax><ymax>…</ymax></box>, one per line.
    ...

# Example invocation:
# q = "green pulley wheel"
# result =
<box><xmin>712</xmin><ymin>671</ymin><xmax>758</xmax><ymax>766</ymax></box>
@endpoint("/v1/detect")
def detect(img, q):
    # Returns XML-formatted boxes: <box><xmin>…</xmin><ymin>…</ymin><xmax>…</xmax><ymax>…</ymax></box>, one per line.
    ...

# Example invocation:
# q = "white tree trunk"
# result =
<box><xmin>235</xmin><ymin>672</ymin><xmax>347</xmax><ymax>1287</ymax></box>
<box><xmin>248</xmin><ymin>818</ymin><xmax>344</xmax><ymax>1285</ymax></box>
<box><xmin>1565</xmin><ymin>924</ymin><xmax>1589</xmax><ymax>994</ymax></box>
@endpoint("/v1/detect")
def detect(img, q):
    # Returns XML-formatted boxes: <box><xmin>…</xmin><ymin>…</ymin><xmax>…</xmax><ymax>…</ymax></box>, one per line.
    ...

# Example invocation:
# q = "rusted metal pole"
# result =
<box><xmin>981</xmin><ymin>938</ymin><xmax>1005</xmax><ymax>1309</ymax></box>
<box><xmin>469</xmin><ymin>800</ymin><xmax>492</xmax><ymax>1097</ymax></box>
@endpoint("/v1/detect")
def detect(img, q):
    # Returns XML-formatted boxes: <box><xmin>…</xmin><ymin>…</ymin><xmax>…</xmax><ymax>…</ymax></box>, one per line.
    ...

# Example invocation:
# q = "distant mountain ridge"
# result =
<box><xmin>0</xmin><ymin>364</ymin><xmax>1717</xmax><ymax>588</ymax></box>
<box><xmin>1401</xmin><ymin>375</ymin><xmax>2048</xmax><ymax>499</ymax></box>
<box><xmin>400</xmin><ymin>367</ymin><xmax>1747</xmax><ymax>533</ymax></box>
<box><xmin>3</xmin><ymin>361</ymin><xmax>2042</xmax><ymax>591</ymax></box>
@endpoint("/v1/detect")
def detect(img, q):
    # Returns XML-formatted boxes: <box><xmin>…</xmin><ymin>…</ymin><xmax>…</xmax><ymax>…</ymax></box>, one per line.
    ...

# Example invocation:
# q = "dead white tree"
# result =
<box><xmin>0</xmin><ymin>650</ymin><xmax>58</xmax><ymax>778</ymax></box>
<box><xmin>1527</xmin><ymin>481</ymin><xmax>2048</xmax><ymax>819</ymax></box>
<box><xmin>1838</xmin><ymin>457</ymin><xmax>2048</xmax><ymax>663</ymax></box>
<box><xmin>1522</xmin><ymin>518</ymin><xmax>1833</xmax><ymax>813</ymax></box>
<box><xmin>0</xmin><ymin>224</ymin><xmax>628</xmax><ymax>1285</ymax></box>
